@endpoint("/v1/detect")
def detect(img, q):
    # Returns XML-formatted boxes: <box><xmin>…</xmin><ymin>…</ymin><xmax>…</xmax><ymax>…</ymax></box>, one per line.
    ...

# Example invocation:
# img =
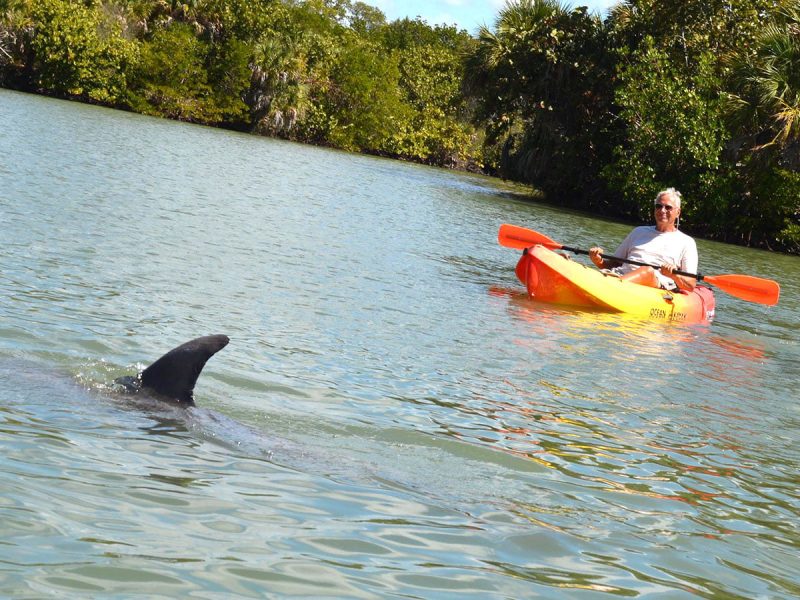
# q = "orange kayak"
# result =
<box><xmin>515</xmin><ymin>245</ymin><xmax>716</xmax><ymax>324</ymax></box>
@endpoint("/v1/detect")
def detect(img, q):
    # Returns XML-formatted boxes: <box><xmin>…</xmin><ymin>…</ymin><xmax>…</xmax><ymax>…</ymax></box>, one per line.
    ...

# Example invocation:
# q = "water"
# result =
<box><xmin>1</xmin><ymin>88</ymin><xmax>799</xmax><ymax>598</ymax></box>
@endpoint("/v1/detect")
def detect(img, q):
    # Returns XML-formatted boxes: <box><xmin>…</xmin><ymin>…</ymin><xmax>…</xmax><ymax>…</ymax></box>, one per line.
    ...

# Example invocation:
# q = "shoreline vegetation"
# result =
<box><xmin>2</xmin><ymin>0</ymin><xmax>798</xmax><ymax>254</ymax></box>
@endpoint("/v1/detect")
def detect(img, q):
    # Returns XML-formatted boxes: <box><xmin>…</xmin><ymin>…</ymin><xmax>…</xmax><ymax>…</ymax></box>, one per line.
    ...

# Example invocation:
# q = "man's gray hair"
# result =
<box><xmin>655</xmin><ymin>188</ymin><xmax>682</xmax><ymax>209</ymax></box>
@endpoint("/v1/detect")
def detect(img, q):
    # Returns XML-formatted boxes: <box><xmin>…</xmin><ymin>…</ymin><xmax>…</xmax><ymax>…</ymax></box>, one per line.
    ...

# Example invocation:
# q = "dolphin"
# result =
<box><xmin>114</xmin><ymin>334</ymin><xmax>229</xmax><ymax>405</ymax></box>
<box><xmin>1</xmin><ymin>335</ymin><xmax>540</xmax><ymax>512</ymax></box>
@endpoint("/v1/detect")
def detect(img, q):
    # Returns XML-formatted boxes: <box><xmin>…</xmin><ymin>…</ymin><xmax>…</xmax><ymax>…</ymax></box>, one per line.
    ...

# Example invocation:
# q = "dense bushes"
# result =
<box><xmin>1</xmin><ymin>0</ymin><xmax>798</xmax><ymax>252</ymax></box>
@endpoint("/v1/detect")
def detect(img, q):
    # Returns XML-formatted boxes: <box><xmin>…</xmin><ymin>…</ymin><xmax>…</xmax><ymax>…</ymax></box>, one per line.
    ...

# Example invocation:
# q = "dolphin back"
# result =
<box><xmin>139</xmin><ymin>335</ymin><xmax>229</xmax><ymax>405</ymax></box>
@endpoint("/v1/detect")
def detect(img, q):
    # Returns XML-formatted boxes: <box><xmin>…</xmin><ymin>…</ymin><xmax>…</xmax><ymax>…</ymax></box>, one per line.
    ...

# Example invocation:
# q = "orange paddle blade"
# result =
<box><xmin>704</xmin><ymin>274</ymin><xmax>780</xmax><ymax>306</ymax></box>
<box><xmin>498</xmin><ymin>224</ymin><xmax>562</xmax><ymax>250</ymax></box>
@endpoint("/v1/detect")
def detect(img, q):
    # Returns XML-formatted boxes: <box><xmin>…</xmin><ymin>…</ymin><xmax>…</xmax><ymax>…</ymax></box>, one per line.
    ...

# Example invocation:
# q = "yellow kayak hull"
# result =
<box><xmin>515</xmin><ymin>245</ymin><xmax>716</xmax><ymax>324</ymax></box>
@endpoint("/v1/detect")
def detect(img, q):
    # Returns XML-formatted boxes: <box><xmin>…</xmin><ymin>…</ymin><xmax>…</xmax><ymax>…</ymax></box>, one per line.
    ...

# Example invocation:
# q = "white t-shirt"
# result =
<box><xmin>614</xmin><ymin>226</ymin><xmax>698</xmax><ymax>288</ymax></box>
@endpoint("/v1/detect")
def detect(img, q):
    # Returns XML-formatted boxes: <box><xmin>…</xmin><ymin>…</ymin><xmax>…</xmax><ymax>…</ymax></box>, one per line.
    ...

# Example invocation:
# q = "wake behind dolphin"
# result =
<box><xmin>2</xmin><ymin>334</ymin><xmax>542</xmax><ymax>514</ymax></box>
<box><xmin>115</xmin><ymin>334</ymin><xmax>229</xmax><ymax>405</ymax></box>
<box><xmin>106</xmin><ymin>335</ymin><xmax>538</xmax><ymax>502</ymax></box>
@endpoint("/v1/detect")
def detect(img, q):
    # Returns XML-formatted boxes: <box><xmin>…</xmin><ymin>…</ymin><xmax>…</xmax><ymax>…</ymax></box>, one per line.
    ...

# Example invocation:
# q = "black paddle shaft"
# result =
<box><xmin>561</xmin><ymin>246</ymin><xmax>704</xmax><ymax>281</ymax></box>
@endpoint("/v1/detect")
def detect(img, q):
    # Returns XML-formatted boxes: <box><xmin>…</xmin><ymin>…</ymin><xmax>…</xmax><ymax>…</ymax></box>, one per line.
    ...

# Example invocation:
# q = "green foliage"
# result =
<box><xmin>723</xmin><ymin>4</ymin><xmax>800</xmax><ymax>151</ymax></box>
<box><xmin>127</xmin><ymin>23</ymin><xmax>221</xmax><ymax>121</ymax></box>
<box><xmin>603</xmin><ymin>41</ymin><xmax>730</xmax><ymax>226</ymax></box>
<box><xmin>205</xmin><ymin>36</ymin><xmax>251</xmax><ymax>123</ymax></box>
<box><xmin>319</xmin><ymin>35</ymin><xmax>410</xmax><ymax>152</ymax></box>
<box><xmin>606</xmin><ymin>0</ymin><xmax>778</xmax><ymax>72</ymax></box>
<box><xmin>728</xmin><ymin>165</ymin><xmax>800</xmax><ymax>251</ymax></box>
<box><xmin>463</xmin><ymin>0</ymin><xmax>613</xmax><ymax>203</ymax></box>
<box><xmin>387</xmin><ymin>112</ymin><xmax>475</xmax><ymax>167</ymax></box>
<box><xmin>246</xmin><ymin>29</ymin><xmax>306</xmax><ymax>132</ymax></box>
<box><xmin>396</xmin><ymin>43</ymin><xmax>461</xmax><ymax>113</ymax></box>
<box><xmin>603</xmin><ymin>4</ymin><xmax>800</xmax><ymax>249</ymax></box>
<box><xmin>718</xmin><ymin>5</ymin><xmax>800</xmax><ymax>249</ymax></box>
<box><xmin>386</xmin><ymin>39</ymin><xmax>476</xmax><ymax>165</ymax></box>
<box><xmin>0</xmin><ymin>2</ymin><xmax>31</xmax><ymax>87</ymax></box>
<box><xmin>380</xmin><ymin>17</ymin><xmax>471</xmax><ymax>52</ymax></box>
<box><xmin>29</xmin><ymin>0</ymin><xmax>137</xmax><ymax>103</ymax></box>
<box><xmin>2</xmin><ymin>0</ymin><xmax>483</xmax><ymax>169</ymax></box>
<box><xmin>346</xmin><ymin>1</ymin><xmax>386</xmax><ymax>36</ymax></box>
<box><xmin>199</xmin><ymin>0</ymin><xmax>282</xmax><ymax>44</ymax></box>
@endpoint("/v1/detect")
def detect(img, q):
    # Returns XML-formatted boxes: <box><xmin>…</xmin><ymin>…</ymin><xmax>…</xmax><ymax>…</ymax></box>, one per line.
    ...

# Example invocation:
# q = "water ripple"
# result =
<box><xmin>2</xmin><ymin>89</ymin><xmax>799</xmax><ymax>598</ymax></box>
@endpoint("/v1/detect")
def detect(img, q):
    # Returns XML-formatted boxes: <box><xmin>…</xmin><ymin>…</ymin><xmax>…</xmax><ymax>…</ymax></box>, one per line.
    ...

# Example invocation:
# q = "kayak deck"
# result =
<box><xmin>515</xmin><ymin>245</ymin><xmax>716</xmax><ymax>324</ymax></box>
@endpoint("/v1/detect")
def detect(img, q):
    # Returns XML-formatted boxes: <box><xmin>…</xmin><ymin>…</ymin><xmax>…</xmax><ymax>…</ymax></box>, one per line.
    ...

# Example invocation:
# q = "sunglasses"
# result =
<box><xmin>654</xmin><ymin>203</ymin><xmax>675</xmax><ymax>212</ymax></box>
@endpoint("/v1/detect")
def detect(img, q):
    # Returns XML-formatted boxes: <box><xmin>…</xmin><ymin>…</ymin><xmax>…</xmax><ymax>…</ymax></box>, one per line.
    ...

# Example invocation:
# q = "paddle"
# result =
<box><xmin>498</xmin><ymin>224</ymin><xmax>781</xmax><ymax>306</ymax></box>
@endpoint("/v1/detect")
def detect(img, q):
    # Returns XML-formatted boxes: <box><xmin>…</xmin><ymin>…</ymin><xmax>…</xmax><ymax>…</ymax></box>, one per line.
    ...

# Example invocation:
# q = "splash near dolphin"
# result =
<box><xmin>115</xmin><ymin>335</ymin><xmax>229</xmax><ymax>405</ymax></box>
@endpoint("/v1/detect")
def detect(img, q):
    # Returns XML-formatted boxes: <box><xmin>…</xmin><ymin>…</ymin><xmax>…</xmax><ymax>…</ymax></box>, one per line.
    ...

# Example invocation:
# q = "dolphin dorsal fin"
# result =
<box><xmin>140</xmin><ymin>335</ymin><xmax>229</xmax><ymax>405</ymax></box>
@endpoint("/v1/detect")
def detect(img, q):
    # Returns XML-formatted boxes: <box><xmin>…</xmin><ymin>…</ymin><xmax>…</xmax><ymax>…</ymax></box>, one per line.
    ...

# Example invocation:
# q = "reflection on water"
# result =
<box><xmin>1</xmin><ymin>89</ymin><xmax>799</xmax><ymax>598</ymax></box>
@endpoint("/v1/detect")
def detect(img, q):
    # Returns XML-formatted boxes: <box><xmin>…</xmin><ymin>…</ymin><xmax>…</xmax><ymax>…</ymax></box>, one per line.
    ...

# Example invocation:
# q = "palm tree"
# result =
<box><xmin>245</xmin><ymin>30</ymin><xmax>312</xmax><ymax>136</ymax></box>
<box><xmin>463</xmin><ymin>0</ymin><xmax>610</xmax><ymax>203</ymax></box>
<box><xmin>724</xmin><ymin>4</ymin><xmax>800</xmax><ymax>152</ymax></box>
<box><xmin>464</xmin><ymin>0</ymin><xmax>573</xmax><ymax>112</ymax></box>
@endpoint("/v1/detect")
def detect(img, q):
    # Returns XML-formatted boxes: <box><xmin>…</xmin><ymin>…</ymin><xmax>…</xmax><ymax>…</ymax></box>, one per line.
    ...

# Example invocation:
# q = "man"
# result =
<box><xmin>589</xmin><ymin>188</ymin><xmax>697</xmax><ymax>291</ymax></box>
